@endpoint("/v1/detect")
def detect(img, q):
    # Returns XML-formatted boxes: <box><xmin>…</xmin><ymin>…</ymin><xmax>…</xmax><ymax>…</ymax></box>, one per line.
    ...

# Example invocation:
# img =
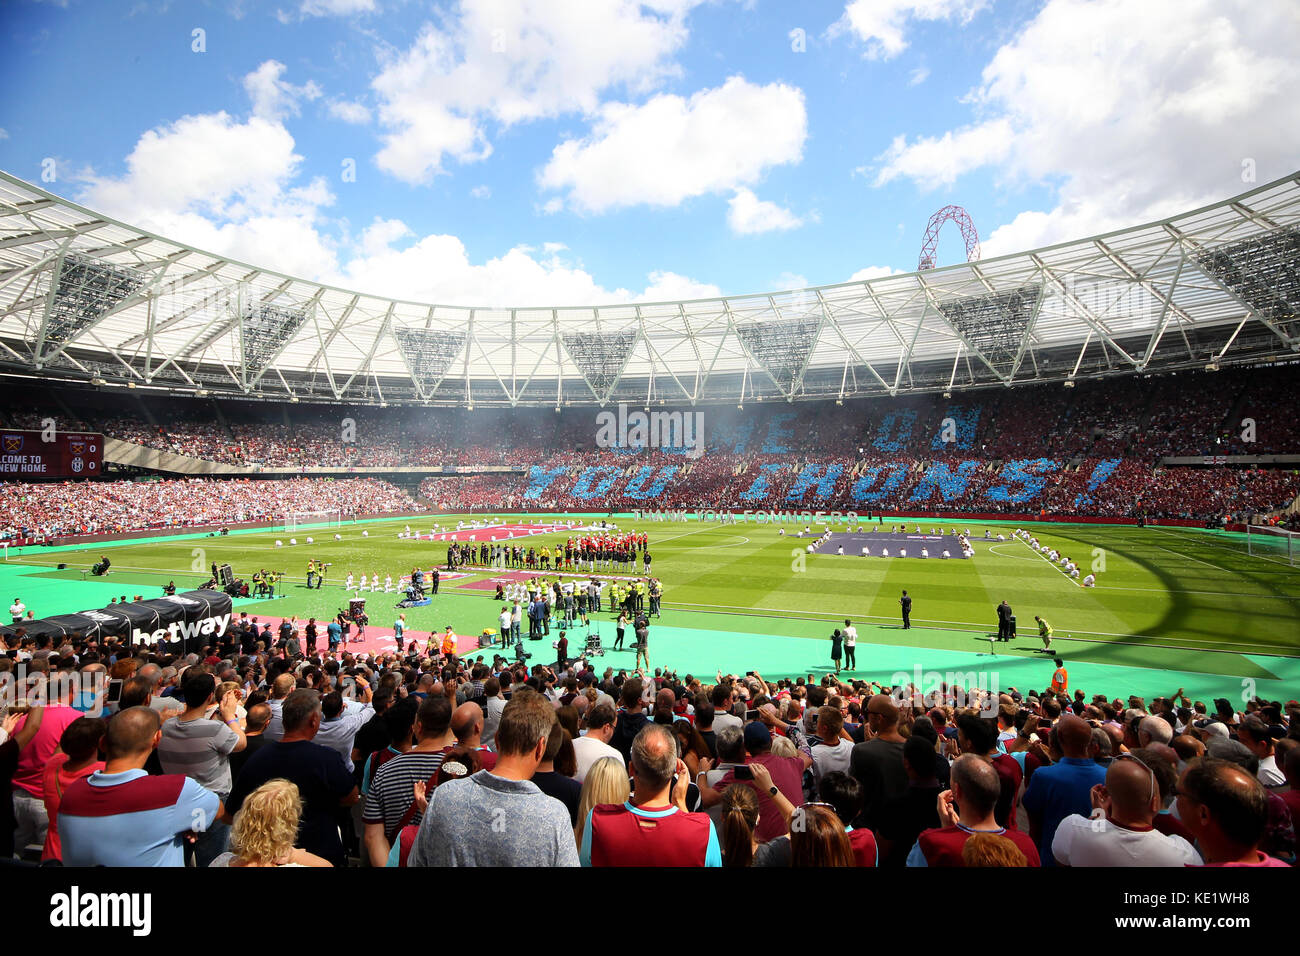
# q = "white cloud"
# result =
<box><xmin>73</xmin><ymin>81</ymin><xmax>720</xmax><ymax>308</ymax></box>
<box><xmin>331</xmin><ymin>230</ymin><xmax>720</xmax><ymax>306</ymax></box>
<box><xmin>847</xmin><ymin>265</ymin><xmax>901</xmax><ymax>282</ymax></box>
<box><xmin>470</xmin><ymin>184</ymin><xmax>491</xmax><ymax>199</ymax></box>
<box><xmin>908</xmin><ymin>66</ymin><xmax>929</xmax><ymax>86</ymax></box>
<box><xmin>871</xmin><ymin>0</ymin><xmax>1300</xmax><ymax>256</ymax></box>
<box><xmin>243</xmin><ymin>60</ymin><xmax>322</xmax><ymax>122</ymax></box>
<box><xmin>830</xmin><ymin>0</ymin><xmax>989</xmax><ymax>60</ymax></box>
<box><xmin>773</xmin><ymin>271</ymin><xmax>808</xmax><ymax>290</ymax></box>
<box><xmin>641</xmin><ymin>270</ymin><xmax>722</xmax><ymax>301</ymax></box>
<box><xmin>77</xmin><ymin>110</ymin><xmax>339</xmax><ymax>279</ymax></box>
<box><xmin>326</xmin><ymin>99</ymin><xmax>372</xmax><ymax>124</ymax></box>
<box><xmin>873</xmin><ymin>119</ymin><xmax>1014</xmax><ymax>188</ymax></box>
<box><xmin>372</xmin><ymin>0</ymin><xmax>706</xmax><ymax>183</ymax></box>
<box><xmin>0</xmin><ymin>127</ymin><xmax>8</xmax><ymax>140</ymax></box>
<box><xmin>297</xmin><ymin>0</ymin><xmax>376</xmax><ymax>17</ymax></box>
<box><xmin>357</xmin><ymin>217</ymin><xmax>412</xmax><ymax>257</ymax></box>
<box><xmin>80</xmin><ymin>112</ymin><xmax>311</xmax><ymax>224</ymax></box>
<box><xmin>726</xmin><ymin>187</ymin><xmax>804</xmax><ymax>235</ymax></box>
<box><xmin>539</xmin><ymin>76</ymin><xmax>806</xmax><ymax>214</ymax></box>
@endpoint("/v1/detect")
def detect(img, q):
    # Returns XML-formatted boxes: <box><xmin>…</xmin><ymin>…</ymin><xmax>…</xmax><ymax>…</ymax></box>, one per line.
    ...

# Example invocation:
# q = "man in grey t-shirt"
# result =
<box><xmin>156</xmin><ymin>671</ymin><xmax>246</xmax><ymax>866</ymax></box>
<box><xmin>408</xmin><ymin>689</ymin><xmax>577</xmax><ymax>867</ymax></box>
<box><xmin>157</xmin><ymin>672</ymin><xmax>246</xmax><ymax>794</ymax></box>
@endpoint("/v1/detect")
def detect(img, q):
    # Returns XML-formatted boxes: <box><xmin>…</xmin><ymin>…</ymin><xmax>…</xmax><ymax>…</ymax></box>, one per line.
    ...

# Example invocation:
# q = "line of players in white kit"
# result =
<box><xmin>1014</xmin><ymin>528</ymin><xmax>1097</xmax><ymax>586</ymax></box>
<box><xmin>782</xmin><ymin>523</ymin><xmax>985</xmax><ymax>559</ymax></box>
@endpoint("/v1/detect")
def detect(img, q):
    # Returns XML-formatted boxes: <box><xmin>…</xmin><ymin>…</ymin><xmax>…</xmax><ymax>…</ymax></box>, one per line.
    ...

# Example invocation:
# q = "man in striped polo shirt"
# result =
<box><xmin>59</xmin><ymin>707</ymin><xmax>222</xmax><ymax>867</ymax></box>
<box><xmin>156</xmin><ymin>670</ymin><xmax>246</xmax><ymax>867</ymax></box>
<box><xmin>581</xmin><ymin>723</ymin><xmax>721</xmax><ymax>867</ymax></box>
<box><xmin>362</xmin><ymin>695</ymin><xmax>453</xmax><ymax>867</ymax></box>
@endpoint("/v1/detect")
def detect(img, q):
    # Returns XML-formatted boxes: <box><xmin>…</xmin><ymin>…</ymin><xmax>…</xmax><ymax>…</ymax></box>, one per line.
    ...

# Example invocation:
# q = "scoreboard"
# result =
<box><xmin>0</xmin><ymin>430</ymin><xmax>104</xmax><ymax>478</ymax></box>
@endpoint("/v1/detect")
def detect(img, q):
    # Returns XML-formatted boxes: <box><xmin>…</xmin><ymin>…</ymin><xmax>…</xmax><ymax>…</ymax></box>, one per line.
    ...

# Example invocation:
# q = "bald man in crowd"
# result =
<box><xmin>849</xmin><ymin>694</ymin><xmax>909</xmax><ymax>830</ymax></box>
<box><xmin>58</xmin><ymin>707</ymin><xmax>222</xmax><ymax>867</ymax></box>
<box><xmin>1171</xmin><ymin>734</ymin><xmax>1204</xmax><ymax>766</ymax></box>
<box><xmin>1050</xmin><ymin>753</ymin><xmax>1201</xmax><ymax>866</ymax></box>
<box><xmin>450</xmin><ymin>701</ymin><xmax>496</xmax><ymax>770</ymax></box>
<box><xmin>906</xmin><ymin>755</ymin><xmax>1039</xmax><ymax>867</ymax></box>
<box><xmin>1137</xmin><ymin>715</ymin><xmax>1173</xmax><ymax>748</ymax></box>
<box><xmin>229</xmin><ymin>702</ymin><xmax>273</xmax><ymax>786</ymax></box>
<box><xmin>1021</xmin><ymin>713</ymin><xmax>1106</xmax><ymax>867</ymax></box>
<box><xmin>581</xmin><ymin>722</ymin><xmax>720</xmax><ymax>867</ymax></box>
<box><xmin>1177</xmin><ymin>758</ymin><xmax>1291</xmax><ymax>866</ymax></box>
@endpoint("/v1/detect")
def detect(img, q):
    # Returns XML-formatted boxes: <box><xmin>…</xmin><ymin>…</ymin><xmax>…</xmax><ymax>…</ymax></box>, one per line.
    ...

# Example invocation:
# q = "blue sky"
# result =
<box><xmin>1</xmin><ymin>0</ymin><xmax>1296</xmax><ymax>306</ymax></box>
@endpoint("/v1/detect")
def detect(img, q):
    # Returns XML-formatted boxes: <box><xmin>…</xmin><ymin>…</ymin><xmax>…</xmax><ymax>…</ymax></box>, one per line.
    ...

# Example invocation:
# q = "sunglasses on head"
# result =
<box><xmin>1115</xmin><ymin>751</ymin><xmax>1156</xmax><ymax>804</ymax></box>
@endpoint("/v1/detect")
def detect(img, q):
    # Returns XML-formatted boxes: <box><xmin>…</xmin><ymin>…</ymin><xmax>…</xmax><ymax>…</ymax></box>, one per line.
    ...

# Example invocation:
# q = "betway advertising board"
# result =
<box><xmin>0</xmin><ymin>590</ymin><xmax>234</xmax><ymax>648</ymax></box>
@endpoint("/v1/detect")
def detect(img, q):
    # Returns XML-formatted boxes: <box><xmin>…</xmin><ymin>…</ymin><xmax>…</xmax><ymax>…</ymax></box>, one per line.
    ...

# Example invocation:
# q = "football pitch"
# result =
<box><xmin>5</xmin><ymin>514</ymin><xmax>1299</xmax><ymax>703</ymax></box>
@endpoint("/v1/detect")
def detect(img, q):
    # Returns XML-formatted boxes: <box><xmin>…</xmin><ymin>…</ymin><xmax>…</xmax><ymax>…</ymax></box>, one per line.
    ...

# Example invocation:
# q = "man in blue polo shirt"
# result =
<box><xmin>581</xmin><ymin>723</ymin><xmax>721</xmax><ymax>867</ymax></box>
<box><xmin>1021</xmin><ymin>714</ymin><xmax>1106</xmax><ymax>867</ymax></box>
<box><xmin>59</xmin><ymin>706</ymin><xmax>221</xmax><ymax>867</ymax></box>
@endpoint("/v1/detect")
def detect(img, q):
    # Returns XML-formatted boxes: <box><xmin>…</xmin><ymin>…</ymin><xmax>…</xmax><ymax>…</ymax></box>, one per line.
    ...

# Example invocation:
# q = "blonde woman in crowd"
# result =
<box><xmin>209</xmin><ymin>779</ymin><xmax>332</xmax><ymax>868</ymax></box>
<box><xmin>574</xmin><ymin>756</ymin><xmax>630</xmax><ymax>849</ymax></box>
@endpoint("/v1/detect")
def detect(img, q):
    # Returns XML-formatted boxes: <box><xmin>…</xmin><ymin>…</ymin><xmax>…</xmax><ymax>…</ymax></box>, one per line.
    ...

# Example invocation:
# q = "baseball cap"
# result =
<box><xmin>1205</xmin><ymin>737</ymin><xmax>1252</xmax><ymax>764</ymax></box>
<box><xmin>743</xmin><ymin>721</ymin><xmax>772</xmax><ymax>751</ymax></box>
<box><xmin>1196</xmin><ymin>720</ymin><xmax>1229</xmax><ymax>739</ymax></box>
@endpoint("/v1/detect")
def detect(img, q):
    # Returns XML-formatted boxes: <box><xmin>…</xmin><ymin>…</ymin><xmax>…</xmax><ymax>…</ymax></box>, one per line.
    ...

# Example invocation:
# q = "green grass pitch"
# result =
<box><xmin>5</xmin><ymin>513</ymin><xmax>1298</xmax><ymax>701</ymax></box>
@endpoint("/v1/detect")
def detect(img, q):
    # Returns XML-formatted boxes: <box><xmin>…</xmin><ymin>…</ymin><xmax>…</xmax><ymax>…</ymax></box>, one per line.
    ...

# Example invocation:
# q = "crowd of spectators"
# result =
<box><xmin>414</xmin><ymin>455</ymin><xmax>1297</xmax><ymax>523</ymax></box>
<box><xmin>0</xmin><ymin>478</ymin><xmax>420</xmax><ymax>543</ymax></box>
<box><xmin>2</xmin><ymin>626</ymin><xmax>1295</xmax><ymax>868</ymax></box>
<box><xmin>4</xmin><ymin>364</ymin><xmax>1296</xmax><ymax>471</ymax></box>
<box><xmin>2</xmin><ymin>364</ymin><xmax>1297</xmax><ymax>532</ymax></box>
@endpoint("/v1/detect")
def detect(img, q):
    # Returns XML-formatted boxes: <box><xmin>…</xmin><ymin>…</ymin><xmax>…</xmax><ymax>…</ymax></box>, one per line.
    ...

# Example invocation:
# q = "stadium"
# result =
<box><xmin>0</xmin><ymin>0</ymin><xmax>1297</xmax><ymax>891</ymax></box>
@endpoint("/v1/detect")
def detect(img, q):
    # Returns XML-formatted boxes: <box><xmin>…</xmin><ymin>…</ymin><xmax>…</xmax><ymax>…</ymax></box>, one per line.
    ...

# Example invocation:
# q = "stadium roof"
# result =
<box><xmin>1</xmin><ymin>168</ymin><xmax>1297</xmax><ymax>407</ymax></box>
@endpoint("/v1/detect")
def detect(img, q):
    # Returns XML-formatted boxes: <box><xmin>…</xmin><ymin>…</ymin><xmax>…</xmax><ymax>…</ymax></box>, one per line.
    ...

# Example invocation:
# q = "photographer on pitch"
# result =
<box><xmin>634</xmin><ymin>609</ymin><xmax>650</xmax><ymax>670</ymax></box>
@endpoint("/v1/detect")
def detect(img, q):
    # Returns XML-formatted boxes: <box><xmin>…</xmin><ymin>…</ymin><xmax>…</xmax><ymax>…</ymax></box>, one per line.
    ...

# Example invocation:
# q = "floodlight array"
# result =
<box><xmin>561</xmin><ymin>329</ymin><xmax>637</xmax><ymax>397</ymax></box>
<box><xmin>45</xmin><ymin>254</ymin><xmax>144</xmax><ymax>353</ymax></box>
<box><xmin>393</xmin><ymin>327</ymin><xmax>467</xmax><ymax>392</ymax></box>
<box><xmin>1197</xmin><ymin>226</ymin><xmax>1300</xmax><ymax>340</ymax></box>
<box><xmin>937</xmin><ymin>285</ymin><xmax>1042</xmax><ymax>370</ymax></box>
<box><xmin>241</xmin><ymin>303</ymin><xmax>309</xmax><ymax>375</ymax></box>
<box><xmin>735</xmin><ymin>317</ymin><xmax>820</xmax><ymax>390</ymax></box>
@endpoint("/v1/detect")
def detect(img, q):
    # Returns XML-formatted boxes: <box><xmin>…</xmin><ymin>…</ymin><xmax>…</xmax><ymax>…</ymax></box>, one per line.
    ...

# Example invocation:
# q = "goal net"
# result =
<box><xmin>284</xmin><ymin>509</ymin><xmax>342</xmax><ymax>532</ymax></box>
<box><xmin>1246</xmin><ymin>525</ymin><xmax>1299</xmax><ymax>567</ymax></box>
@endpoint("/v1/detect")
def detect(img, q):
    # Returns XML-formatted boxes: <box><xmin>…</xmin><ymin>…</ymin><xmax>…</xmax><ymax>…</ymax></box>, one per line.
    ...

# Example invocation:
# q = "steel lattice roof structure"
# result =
<box><xmin>1</xmin><ymin>168</ymin><xmax>1298</xmax><ymax>407</ymax></box>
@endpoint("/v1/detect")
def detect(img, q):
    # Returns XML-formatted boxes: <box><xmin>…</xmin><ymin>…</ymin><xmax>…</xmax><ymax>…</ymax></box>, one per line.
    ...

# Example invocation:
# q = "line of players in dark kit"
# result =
<box><xmin>445</xmin><ymin>530</ymin><xmax>652</xmax><ymax>574</ymax></box>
